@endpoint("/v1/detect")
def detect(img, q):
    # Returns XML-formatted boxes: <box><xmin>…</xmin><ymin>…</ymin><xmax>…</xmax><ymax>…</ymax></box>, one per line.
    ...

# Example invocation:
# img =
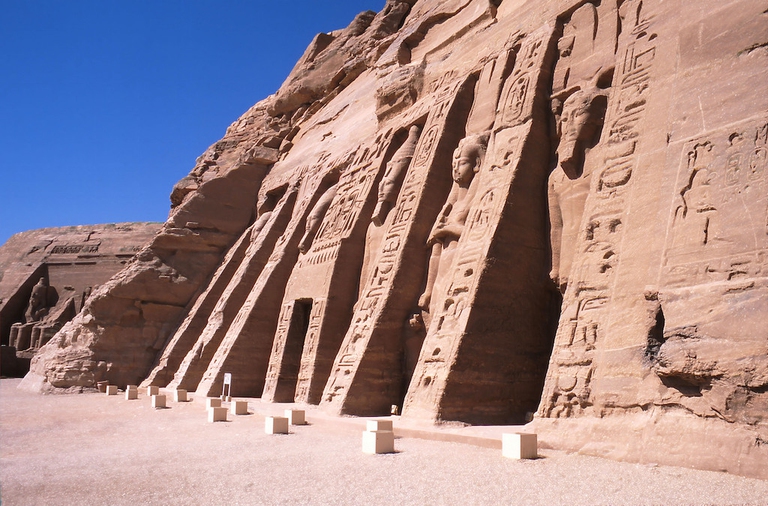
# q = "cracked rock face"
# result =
<box><xmin>14</xmin><ymin>0</ymin><xmax>768</xmax><ymax>479</ymax></box>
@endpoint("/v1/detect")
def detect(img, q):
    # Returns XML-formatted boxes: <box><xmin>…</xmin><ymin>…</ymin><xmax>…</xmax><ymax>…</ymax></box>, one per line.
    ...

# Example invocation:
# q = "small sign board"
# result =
<box><xmin>223</xmin><ymin>373</ymin><xmax>232</xmax><ymax>385</ymax></box>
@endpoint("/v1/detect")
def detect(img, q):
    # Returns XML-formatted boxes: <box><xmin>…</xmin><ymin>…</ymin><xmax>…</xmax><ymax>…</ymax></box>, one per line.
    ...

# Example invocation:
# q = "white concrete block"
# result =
<box><xmin>362</xmin><ymin>430</ymin><xmax>395</xmax><ymax>454</ymax></box>
<box><xmin>502</xmin><ymin>433</ymin><xmax>537</xmax><ymax>460</ymax></box>
<box><xmin>265</xmin><ymin>416</ymin><xmax>289</xmax><ymax>434</ymax></box>
<box><xmin>366</xmin><ymin>419</ymin><xmax>393</xmax><ymax>432</ymax></box>
<box><xmin>285</xmin><ymin>409</ymin><xmax>306</xmax><ymax>425</ymax></box>
<box><xmin>125</xmin><ymin>387</ymin><xmax>138</xmax><ymax>400</ymax></box>
<box><xmin>174</xmin><ymin>389</ymin><xmax>188</xmax><ymax>402</ymax></box>
<box><xmin>146</xmin><ymin>386</ymin><xmax>159</xmax><ymax>396</ymax></box>
<box><xmin>152</xmin><ymin>394</ymin><xmax>167</xmax><ymax>409</ymax></box>
<box><xmin>231</xmin><ymin>400</ymin><xmax>248</xmax><ymax>415</ymax></box>
<box><xmin>206</xmin><ymin>398</ymin><xmax>222</xmax><ymax>409</ymax></box>
<box><xmin>105</xmin><ymin>385</ymin><xmax>118</xmax><ymax>395</ymax></box>
<box><xmin>221</xmin><ymin>395</ymin><xmax>232</xmax><ymax>402</ymax></box>
<box><xmin>208</xmin><ymin>406</ymin><xmax>228</xmax><ymax>422</ymax></box>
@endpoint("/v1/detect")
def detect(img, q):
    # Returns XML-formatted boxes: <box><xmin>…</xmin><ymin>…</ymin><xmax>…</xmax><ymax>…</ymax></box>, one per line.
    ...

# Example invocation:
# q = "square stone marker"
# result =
<box><xmin>208</xmin><ymin>406</ymin><xmax>228</xmax><ymax>423</ymax></box>
<box><xmin>151</xmin><ymin>394</ymin><xmax>167</xmax><ymax>409</ymax></box>
<box><xmin>206</xmin><ymin>398</ymin><xmax>222</xmax><ymax>409</ymax></box>
<box><xmin>502</xmin><ymin>433</ymin><xmax>537</xmax><ymax>459</ymax></box>
<box><xmin>146</xmin><ymin>386</ymin><xmax>159</xmax><ymax>396</ymax></box>
<box><xmin>174</xmin><ymin>389</ymin><xmax>188</xmax><ymax>402</ymax></box>
<box><xmin>285</xmin><ymin>409</ymin><xmax>306</xmax><ymax>425</ymax></box>
<box><xmin>231</xmin><ymin>400</ymin><xmax>248</xmax><ymax>415</ymax></box>
<box><xmin>366</xmin><ymin>419</ymin><xmax>393</xmax><ymax>432</ymax></box>
<box><xmin>105</xmin><ymin>385</ymin><xmax>118</xmax><ymax>395</ymax></box>
<box><xmin>125</xmin><ymin>387</ymin><xmax>138</xmax><ymax>400</ymax></box>
<box><xmin>265</xmin><ymin>416</ymin><xmax>289</xmax><ymax>434</ymax></box>
<box><xmin>362</xmin><ymin>430</ymin><xmax>395</xmax><ymax>454</ymax></box>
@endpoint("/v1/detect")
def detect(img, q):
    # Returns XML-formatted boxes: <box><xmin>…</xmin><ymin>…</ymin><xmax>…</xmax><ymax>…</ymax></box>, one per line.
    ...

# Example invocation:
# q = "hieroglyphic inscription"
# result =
<box><xmin>264</xmin><ymin>301</ymin><xmax>295</xmax><ymax>385</ymax></box>
<box><xmin>290</xmin><ymin>132</ymin><xmax>397</xmax><ymax>403</ymax></box>
<box><xmin>496</xmin><ymin>35</ymin><xmax>546</xmax><ymax>128</ymax></box>
<box><xmin>404</xmin><ymin>26</ymin><xmax>553</xmax><ymax>415</ymax></box>
<box><xmin>51</xmin><ymin>244</ymin><xmax>100</xmax><ymax>255</ymax></box>
<box><xmin>663</xmin><ymin>117</ymin><xmax>768</xmax><ymax>287</ymax></box>
<box><xmin>397</xmin><ymin>71</ymin><xmax>459</xmax><ymax>130</ymax></box>
<box><xmin>596</xmin><ymin>21</ymin><xmax>657</xmax><ymax>201</ymax></box>
<box><xmin>541</xmin><ymin>1</ymin><xmax>656</xmax><ymax>418</ymax></box>
<box><xmin>321</xmin><ymin>76</ymin><xmax>468</xmax><ymax>406</ymax></box>
<box><xmin>300</xmin><ymin>133</ymin><xmax>391</xmax><ymax>266</ymax></box>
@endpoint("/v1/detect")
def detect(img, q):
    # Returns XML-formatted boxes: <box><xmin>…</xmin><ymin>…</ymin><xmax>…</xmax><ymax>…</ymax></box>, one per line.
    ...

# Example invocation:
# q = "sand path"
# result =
<box><xmin>2</xmin><ymin>378</ymin><xmax>767</xmax><ymax>505</ymax></box>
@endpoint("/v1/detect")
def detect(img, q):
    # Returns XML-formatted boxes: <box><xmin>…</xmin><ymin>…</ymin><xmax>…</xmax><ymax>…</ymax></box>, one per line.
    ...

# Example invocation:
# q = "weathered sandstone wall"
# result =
<box><xmin>19</xmin><ymin>0</ymin><xmax>768</xmax><ymax>478</ymax></box>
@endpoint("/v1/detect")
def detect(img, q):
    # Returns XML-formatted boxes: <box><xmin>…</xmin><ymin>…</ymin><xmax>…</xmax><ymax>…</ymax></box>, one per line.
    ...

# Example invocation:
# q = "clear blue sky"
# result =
<box><xmin>0</xmin><ymin>1</ymin><xmax>385</xmax><ymax>245</ymax></box>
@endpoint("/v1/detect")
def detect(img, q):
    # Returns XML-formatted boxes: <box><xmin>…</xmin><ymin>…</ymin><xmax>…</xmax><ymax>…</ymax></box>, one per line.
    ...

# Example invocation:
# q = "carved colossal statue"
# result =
<box><xmin>418</xmin><ymin>133</ymin><xmax>488</xmax><ymax>311</ymax></box>
<box><xmin>25</xmin><ymin>277</ymin><xmax>52</xmax><ymax>323</ymax></box>
<box><xmin>548</xmin><ymin>76</ymin><xmax>610</xmax><ymax>293</ymax></box>
<box><xmin>372</xmin><ymin>125</ymin><xmax>422</xmax><ymax>227</ymax></box>
<box><xmin>10</xmin><ymin>276</ymin><xmax>68</xmax><ymax>351</ymax></box>
<box><xmin>298</xmin><ymin>183</ymin><xmax>338</xmax><ymax>254</ymax></box>
<box><xmin>358</xmin><ymin>125</ymin><xmax>422</xmax><ymax>294</ymax></box>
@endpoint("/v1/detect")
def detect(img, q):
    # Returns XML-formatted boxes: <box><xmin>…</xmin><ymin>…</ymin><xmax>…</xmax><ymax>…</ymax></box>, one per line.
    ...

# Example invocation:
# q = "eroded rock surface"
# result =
<box><xmin>17</xmin><ymin>0</ymin><xmax>768</xmax><ymax>479</ymax></box>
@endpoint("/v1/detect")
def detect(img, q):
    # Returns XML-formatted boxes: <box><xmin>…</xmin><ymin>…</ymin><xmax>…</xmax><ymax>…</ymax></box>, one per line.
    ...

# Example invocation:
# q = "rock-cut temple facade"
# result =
<box><xmin>16</xmin><ymin>0</ymin><xmax>768</xmax><ymax>479</ymax></box>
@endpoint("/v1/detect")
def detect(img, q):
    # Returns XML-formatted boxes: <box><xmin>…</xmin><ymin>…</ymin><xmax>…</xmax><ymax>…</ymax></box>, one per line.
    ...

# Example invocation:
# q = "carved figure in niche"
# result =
<box><xmin>251</xmin><ymin>210</ymin><xmax>273</xmax><ymax>242</ymax></box>
<box><xmin>25</xmin><ymin>277</ymin><xmax>53</xmax><ymax>323</ymax></box>
<box><xmin>547</xmin><ymin>0</ymin><xmax>622</xmax><ymax>293</ymax></box>
<box><xmin>298</xmin><ymin>183</ymin><xmax>338</xmax><ymax>255</ymax></box>
<box><xmin>359</xmin><ymin>125</ymin><xmax>422</xmax><ymax>293</ymax></box>
<box><xmin>250</xmin><ymin>187</ymin><xmax>285</xmax><ymax>244</ymax></box>
<box><xmin>556</xmin><ymin>83</ymin><xmax>608</xmax><ymax>179</ymax></box>
<box><xmin>548</xmin><ymin>74</ymin><xmax>611</xmax><ymax>293</ymax></box>
<box><xmin>418</xmin><ymin>133</ymin><xmax>489</xmax><ymax>311</ymax></box>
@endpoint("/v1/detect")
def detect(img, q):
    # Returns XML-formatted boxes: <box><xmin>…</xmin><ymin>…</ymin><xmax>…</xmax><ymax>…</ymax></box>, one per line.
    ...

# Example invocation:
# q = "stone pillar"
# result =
<box><xmin>149</xmin><ymin>188</ymin><xmax>297</xmax><ymax>392</ymax></box>
<box><xmin>194</xmin><ymin>158</ymin><xmax>343</xmax><ymax>398</ymax></box>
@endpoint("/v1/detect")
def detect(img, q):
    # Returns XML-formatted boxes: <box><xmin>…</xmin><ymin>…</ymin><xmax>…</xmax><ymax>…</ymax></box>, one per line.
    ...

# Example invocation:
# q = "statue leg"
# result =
<box><xmin>418</xmin><ymin>242</ymin><xmax>443</xmax><ymax>311</ymax></box>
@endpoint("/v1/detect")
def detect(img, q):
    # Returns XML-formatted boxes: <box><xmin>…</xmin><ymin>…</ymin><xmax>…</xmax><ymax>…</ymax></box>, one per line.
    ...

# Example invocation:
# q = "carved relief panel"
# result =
<box><xmin>663</xmin><ymin>117</ymin><xmax>768</xmax><ymax>287</ymax></box>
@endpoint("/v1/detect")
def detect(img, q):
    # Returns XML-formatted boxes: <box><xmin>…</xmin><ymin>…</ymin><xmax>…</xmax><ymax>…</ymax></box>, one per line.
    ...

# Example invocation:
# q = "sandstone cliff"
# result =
<box><xmin>20</xmin><ymin>0</ymin><xmax>768</xmax><ymax>478</ymax></box>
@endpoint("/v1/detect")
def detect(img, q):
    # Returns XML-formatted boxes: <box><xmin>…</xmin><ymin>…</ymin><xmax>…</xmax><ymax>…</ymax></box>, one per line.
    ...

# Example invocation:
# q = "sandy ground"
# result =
<box><xmin>1</xmin><ymin>378</ymin><xmax>767</xmax><ymax>505</ymax></box>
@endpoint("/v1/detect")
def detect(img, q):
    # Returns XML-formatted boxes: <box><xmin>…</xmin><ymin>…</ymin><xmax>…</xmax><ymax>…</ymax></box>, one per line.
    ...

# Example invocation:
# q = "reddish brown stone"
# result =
<box><xmin>14</xmin><ymin>0</ymin><xmax>768</xmax><ymax>480</ymax></box>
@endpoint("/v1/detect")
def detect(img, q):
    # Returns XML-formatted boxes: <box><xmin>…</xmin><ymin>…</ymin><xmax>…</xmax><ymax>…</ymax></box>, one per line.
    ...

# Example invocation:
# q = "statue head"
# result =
<box><xmin>556</xmin><ymin>85</ymin><xmax>607</xmax><ymax>179</ymax></box>
<box><xmin>387</xmin><ymin>125</ymin><xmax>421</xmax><ymax>172</ymax></box>
<box><xmin>452</xmin><ymin>133</ymin><xmax>489</xmax><ymax>187</ymax></box>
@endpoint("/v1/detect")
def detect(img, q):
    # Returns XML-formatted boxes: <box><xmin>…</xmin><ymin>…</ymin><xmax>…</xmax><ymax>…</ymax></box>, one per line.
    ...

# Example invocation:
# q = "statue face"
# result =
<box><xmin>557</xmin><ymin>89</ymin><xmax>602</xmax><ymax>179</ymax></box>
<box><xmin>453</xmin><ymin>153</ymin><xmax>476</xmax><ymax>186</ymax></box>
<box><xmin>30</xmin><ymin>291</ymin><xmax>42</xmax><ymax>306</ymax></box>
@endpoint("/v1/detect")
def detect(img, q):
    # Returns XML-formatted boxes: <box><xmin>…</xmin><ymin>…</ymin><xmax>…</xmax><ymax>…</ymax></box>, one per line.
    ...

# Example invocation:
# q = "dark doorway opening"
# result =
<box><xmin>272</xmin><ymin>298</ymin><xmax>313</xmax><ymax>402</ymax></box>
